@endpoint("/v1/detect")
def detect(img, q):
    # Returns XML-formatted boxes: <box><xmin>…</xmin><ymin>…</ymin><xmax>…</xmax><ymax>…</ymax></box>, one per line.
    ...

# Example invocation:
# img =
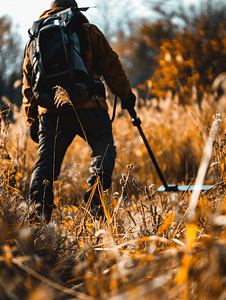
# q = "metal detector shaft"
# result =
<box><xmin>128</xmin><ymin>108</ymin><xmax>169</xmax><ymax>190</ymax></box>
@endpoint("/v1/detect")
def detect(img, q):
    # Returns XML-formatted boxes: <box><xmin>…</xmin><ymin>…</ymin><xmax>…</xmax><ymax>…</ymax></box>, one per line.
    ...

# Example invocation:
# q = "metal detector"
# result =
<box><xmin>127</xmin><ymin>107</ymin><xmax>214</xmax><ymax>192</ymax></box>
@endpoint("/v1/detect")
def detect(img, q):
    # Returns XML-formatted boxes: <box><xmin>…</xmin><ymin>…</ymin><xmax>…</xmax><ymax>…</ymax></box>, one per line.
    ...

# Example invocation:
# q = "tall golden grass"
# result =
<box><xmin>0</xmin><ymin>92</ymin><xmax>226</xmax><ymax>299</ymax></box>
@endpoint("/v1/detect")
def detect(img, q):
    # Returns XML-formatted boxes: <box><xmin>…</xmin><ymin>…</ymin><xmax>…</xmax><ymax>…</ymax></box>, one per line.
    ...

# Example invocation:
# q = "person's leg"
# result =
<box><xmin>79</xmin><ymin>109</ymin><xmax>117</xmax><ymax>207</ymax></box>
<box><xmin>29</xmin><ymin>113</ymin><xmax>76</xmax><ymax>222</ymax></box>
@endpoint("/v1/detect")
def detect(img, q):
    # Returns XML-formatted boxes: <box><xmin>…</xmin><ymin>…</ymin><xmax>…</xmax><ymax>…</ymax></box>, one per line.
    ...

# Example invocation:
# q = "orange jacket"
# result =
<box><xmin>22</xmin><ymin>7</ymin><xmax>133</xmax><ymax>125</ymax></box>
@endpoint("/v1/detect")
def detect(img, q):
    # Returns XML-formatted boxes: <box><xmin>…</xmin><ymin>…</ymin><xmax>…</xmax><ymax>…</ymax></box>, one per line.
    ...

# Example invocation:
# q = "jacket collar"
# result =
<box><xmin>39</xmin><ymin>7</ymin><xmax>89</xmax><ymax>23</ymax></box>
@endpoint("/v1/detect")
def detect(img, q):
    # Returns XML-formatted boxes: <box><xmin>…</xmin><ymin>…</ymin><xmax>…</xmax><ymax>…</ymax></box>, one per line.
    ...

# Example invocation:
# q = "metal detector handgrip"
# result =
<box><xmin>127</xmin><ymin>108</ymin><xmax>142</xmax><ymax>127</ymax></box>
<box><xmin>127</xmin><ymin>107</ymin><xmax>169</xmax><ymax>190</ymax></box>
<box><xmin>127</xmin><ymin>107</ymin><xmax>137</xmax><ymax>119</ymax></box>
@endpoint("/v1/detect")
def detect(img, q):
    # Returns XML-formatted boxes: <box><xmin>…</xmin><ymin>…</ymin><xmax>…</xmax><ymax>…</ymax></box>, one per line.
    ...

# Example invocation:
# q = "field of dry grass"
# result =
<box><xmin>1</xmin><ymin>92</ymin><xmax>226</xmax><ymax>299</ymax></box>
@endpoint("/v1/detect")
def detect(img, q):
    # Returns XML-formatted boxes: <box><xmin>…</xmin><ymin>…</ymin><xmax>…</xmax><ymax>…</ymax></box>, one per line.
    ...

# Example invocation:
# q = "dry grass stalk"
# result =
<box><xmin>188</xmin><ymin>113</ymin><xmax>223</xmax><ymax>222</ymax></box>
<box><xmin>1</xmin><ymin>90</ymin><xmax>226</xmax><ymax>299</ymax></box>
<box><xmin>12</xmin><ymin>258</ymin><xmax>94</xmax><ymax>300</ymax></box>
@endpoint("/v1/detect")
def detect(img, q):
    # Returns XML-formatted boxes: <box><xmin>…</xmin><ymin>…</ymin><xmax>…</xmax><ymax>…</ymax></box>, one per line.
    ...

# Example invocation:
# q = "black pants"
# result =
<box><xmin>29</xmin><ymin>108</ymin><xmax>116</xmax><ymax>221</ymax></box>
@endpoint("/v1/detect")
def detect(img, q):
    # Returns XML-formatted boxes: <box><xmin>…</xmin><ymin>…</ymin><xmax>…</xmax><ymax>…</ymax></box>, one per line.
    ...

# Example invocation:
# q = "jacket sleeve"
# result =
<box><xmin>21</xmin><ymin>45</ymin><xmax>38</xmax><ymax>126</ymax></box>
<box><xmin>90</xmin><ymin>25</ymin><xmax>133</xmax><ymax>102</ymax></box>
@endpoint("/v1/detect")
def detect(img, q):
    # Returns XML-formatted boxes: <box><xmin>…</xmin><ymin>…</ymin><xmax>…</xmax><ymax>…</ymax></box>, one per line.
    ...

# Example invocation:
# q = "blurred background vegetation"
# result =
<box><xmin>0</xmin><ymin>16</ymin><xmax>23</xmax><ymax>109</ymax></box>
<box><xmin>1</xmin><ymin>0</ymin><xmax>226</xmax><ymax>108</ymax></box>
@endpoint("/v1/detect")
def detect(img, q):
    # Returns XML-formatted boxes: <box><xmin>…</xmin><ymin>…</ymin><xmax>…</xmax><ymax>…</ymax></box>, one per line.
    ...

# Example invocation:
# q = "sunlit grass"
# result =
<box><xmin>0</xmin><ymin>92</ymin><xmax>226</xmax><ymax>299</ymax></box>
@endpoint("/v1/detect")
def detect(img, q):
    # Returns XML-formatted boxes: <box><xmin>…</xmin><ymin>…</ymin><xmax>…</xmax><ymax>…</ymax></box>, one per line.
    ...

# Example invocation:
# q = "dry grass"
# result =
<box><xmin>0</xmin><ymin>93</ymin><xmax>226</xmax><ymax>299</ymax></box>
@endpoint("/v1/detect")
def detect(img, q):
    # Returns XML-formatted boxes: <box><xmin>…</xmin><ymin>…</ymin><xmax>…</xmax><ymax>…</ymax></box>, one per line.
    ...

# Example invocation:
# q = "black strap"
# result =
<box><xmin>68</xmin><ymin>12</ymin><xmax>80</xmax><ymax>105</ymax></box>
<box><xmin>111</xmin><ymin>95</ymin><xmax>118</xmax><ymax>123</ymax></box>
<box><xmin>69</xmin><ymin>34</ymin><xmax>75</xmax><ymax>104</ymax></box>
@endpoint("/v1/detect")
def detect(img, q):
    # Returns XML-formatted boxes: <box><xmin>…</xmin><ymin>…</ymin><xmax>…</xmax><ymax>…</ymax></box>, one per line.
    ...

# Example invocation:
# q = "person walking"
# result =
<box><xmin>22</xmin><ymin>0</ymin><xmax>136</xmax><ymax>222</ymax></box>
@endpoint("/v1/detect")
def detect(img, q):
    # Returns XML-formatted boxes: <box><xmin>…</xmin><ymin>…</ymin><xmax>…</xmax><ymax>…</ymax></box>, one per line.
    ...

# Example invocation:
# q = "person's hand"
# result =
<box><xmin>121</xmin><ymin>92</ymin><xmax>136</xmax><ymax>110</ymax></box>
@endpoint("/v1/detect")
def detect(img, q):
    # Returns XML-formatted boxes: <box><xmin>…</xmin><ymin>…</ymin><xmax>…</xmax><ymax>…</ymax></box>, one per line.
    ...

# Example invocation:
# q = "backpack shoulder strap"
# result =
<box><xmin>28</xmin><ymin>19</ymin><xmax>45</xmax><ymax>38</ymax></box>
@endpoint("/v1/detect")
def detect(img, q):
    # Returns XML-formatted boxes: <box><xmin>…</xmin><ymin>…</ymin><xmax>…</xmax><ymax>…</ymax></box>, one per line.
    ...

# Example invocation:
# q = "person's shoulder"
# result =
<box><xmin>83</xmin><ymin>23</ymin><xmax>104</xmax><ymax>36</ymax></box>
<box><xmin>82</xmin><ymin>23</ymin><xmax>101</xmax><ymax>35</ymax></box>
<box><xmin>83</xmin><ymin>23</ymin><xmax>96</xmax><ymax>29</ymax></box>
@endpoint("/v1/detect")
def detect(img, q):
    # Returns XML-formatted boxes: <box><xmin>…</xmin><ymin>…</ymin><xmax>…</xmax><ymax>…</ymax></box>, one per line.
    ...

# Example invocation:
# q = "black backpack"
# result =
<box><xmin>27</xmin><ymin>7</ymin><xmax>92</xmax><ymax>106</ymax></box>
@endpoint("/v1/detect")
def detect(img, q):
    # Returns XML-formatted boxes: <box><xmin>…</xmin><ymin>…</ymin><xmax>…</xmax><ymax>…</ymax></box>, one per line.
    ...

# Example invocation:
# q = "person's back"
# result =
<box><xmin>27</xmin><ymin>6</ymin><xmax>93</xmax><ymax>107</ymax></box>
<box><xmin>22</xmin><ymin>0</ymin><xmax>136</xmax><ymax>222</ymax></box>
